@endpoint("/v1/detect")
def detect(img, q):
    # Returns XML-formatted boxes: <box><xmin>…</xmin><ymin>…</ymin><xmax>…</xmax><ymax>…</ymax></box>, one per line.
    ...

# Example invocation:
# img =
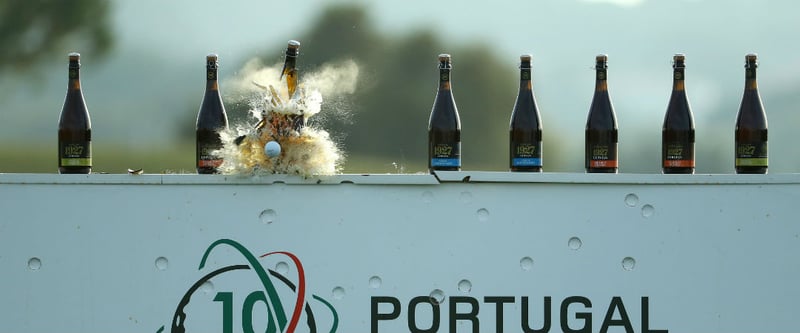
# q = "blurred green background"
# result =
<box><xmin>1</xmin><ymin>0</ymin><xmax>799</xmax><ymax>174</ymax></box>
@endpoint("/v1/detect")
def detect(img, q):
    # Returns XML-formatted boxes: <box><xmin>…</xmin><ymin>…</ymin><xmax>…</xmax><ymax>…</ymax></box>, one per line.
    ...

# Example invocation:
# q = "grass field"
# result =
<box><xmin>0</xmin><ymin>142</ymin><xmax>433</xmax><ymax>175</ymax></box>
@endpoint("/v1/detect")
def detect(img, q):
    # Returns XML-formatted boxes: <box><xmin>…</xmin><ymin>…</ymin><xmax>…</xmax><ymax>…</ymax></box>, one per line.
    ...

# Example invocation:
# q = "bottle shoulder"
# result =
<box><xmin>510</xmin><ymin>92</ymin><xmax>541</xmax><ymax>127</ymax></box>
<box><xmin>736</xmin><ymin>91</ymin><xmax>767</xmax><ymax>128</ymax></box>
<box><xmin>663</xmin><ymin>89</ymin><xmax>694</xmax><ymax>124</ymax></box>
<box><xmin>59</xmin><ymin>91</ymin><xmax>91</xmax><ymax>128</ymax></box>
<box><xmin>586</xmin><ymin>91</ymin><xmax>617</xmax><ymax>129</ymax></box>
<box><xmin>196</xmin><ymin>92</ymin><xmax>229</xmax><ymax>128</ymax></box>
<box><xmin>429</xmin><ymin>93</ymin><xmax>460</xmax><ymax>130</ymax></box>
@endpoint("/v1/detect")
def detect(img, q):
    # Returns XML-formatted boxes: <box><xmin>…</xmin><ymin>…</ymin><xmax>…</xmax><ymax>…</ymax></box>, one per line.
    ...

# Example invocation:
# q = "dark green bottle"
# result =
<box><xmin>58</xmin><ymin>52</ymin><xmax>92</xmax><ymax>174</ymax></box>
<box><xmin>509</xmin><ymin>54</ymin><xmax>543</xmax><ymax>172</ymax></box>
<box><xmin>662</xmin><ymin>53</ymin><xmax>695</xmax><ymax>174</ymax></box>
<box><xmin>735</xmin><ymin>53</ymin><xmax>768</xmax><ymax>174</ymax></box>
<box><xmin>585</xmin><ymin>54</ymin><xmax>618</xmax><ymax>173</ymax></box>
<box><xmin>196</xmin><ymin>53</ymin><xmax>229</xmax><ymax>174</ymax></box>
<box><xmin>428</xmin><ymin>54</ymin><xmax>461</xmax><ymax>172</ymax></box>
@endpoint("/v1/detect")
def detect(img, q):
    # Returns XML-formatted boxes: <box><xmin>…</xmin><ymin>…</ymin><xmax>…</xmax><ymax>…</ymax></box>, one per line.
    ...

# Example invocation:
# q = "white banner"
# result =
<box><xmin>1</xmin><ymin>172</ymin><xmax>798</xmax><ymax>333</ymax></box>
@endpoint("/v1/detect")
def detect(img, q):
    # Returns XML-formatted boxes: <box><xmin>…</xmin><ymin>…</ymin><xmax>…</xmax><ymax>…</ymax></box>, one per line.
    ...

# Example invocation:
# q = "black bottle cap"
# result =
<box><xmin>286</xmin><ymin>40</ymin><xmax>301</xmax><ymax>57</ymax></box>
<box><xmin>745</xmin><ymin>53</ymin><xmax>758</xmax><ymax>67</ymax></box>
<box><xmin>68</xmin><ymin>52</ymin><xmax>81</xmax><ymax>69</ymax></box>
<box><xmin>438</xmin><ymin>54</ymin><xmax>452</xmax><ymax>68</ymax></box>
<box><xmin>673</xmin><ymin>53</ymin><xmax>686</xmax><ymax>68</ymax></box>
<box><xmin>595</xmin><ymin>54</ymin><xmax>608</xmax><ymax>69</ymax></box>
<box><xmin>520</xmin><ymin>54</ymin><xmax>532</xmax><ymax>68</ymax></box>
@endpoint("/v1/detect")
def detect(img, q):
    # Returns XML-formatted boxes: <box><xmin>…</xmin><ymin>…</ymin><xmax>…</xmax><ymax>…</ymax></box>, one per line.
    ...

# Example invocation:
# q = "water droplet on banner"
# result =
<box><xmin>641</xmin><ymin>204</ymin><xmax>655</xmax><ymax>218</ymax></box>
<box><xmin>332</xmin><ymin>286</ymin><xmax>346</xmax><ymax>300</ymax></box>
<box><xmin>201</xmin><ymin>281</ymin><xmax>215</xmax><ymax>294</ymax></box>
<box><xmin>369</xmin><ymin>276</ymin><xmax>382</xmax><ymax>289</ymax></box>
<box><xmin>429</xmin><ymin>289</ymin><xmax>445</xmax><ymax>304</ymax></box>
<box><xmin>622</xmin><ymin>257</ymin><xmax>636</xmax><ymax>271</ymax></box>
<box><xmin>259</xmin><ymin>209</ymin><xmax>277</xmax><ymax>224</ymax></box>
<box><xmin>458</xmin><ymin>279</ymin><xmax>472</xmax><ymax>293</ymax></box>
<box><xmin>155</xmin><ymin>257</ymin><xmax>169</xmax><ymax>271</ymax></box>
<box><xmin>624</xmin><ymin>193</ymin><xmax>639</xmax><ymax>207</ymax></box>
<box><xmin>520</xmin><ymin>257</ymin><xmax>534</xmax><ymax>271</ymax></box>
<box><xmin>275</xmin><ymin>261</ymin><xmax>289</xmax><ymax>275</ymax></box>
<box><xmin>27</xmin><ymin>257</ymin><xmax>42</xmax><ymax>271</ymax></box>
<box><xmin>477</xmin><ymin>208</ymin><xmax>490</xmax><ymax>222</ymax></box>
<box><xmin>568</xmin><ymin>237</ymin><xmax>583</xmax><ymax>250</ymax></box>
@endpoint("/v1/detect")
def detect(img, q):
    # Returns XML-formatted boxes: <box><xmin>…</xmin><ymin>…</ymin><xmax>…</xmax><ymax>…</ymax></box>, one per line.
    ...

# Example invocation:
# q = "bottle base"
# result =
<box><xmin>429</xmin><ymin>167</ymin><xmax>461</xmax><ymax>173</ymax></box>
<box><xmin>511</xmin><ymin>167</ymin><xmax>542</xmax><ymax>172</ymax></box>
<box><xmin>662</xmin><ymin>167</ymin><xmax>694</xmax><ymax>174</ymax></box>
<box><xmin>59</xmin><ymin>167</ymin><xmax>91</xmax><ymax>174</ymax></box>
<box><xmin>197</xmin><ymin>167</ymin><xmax>220</xmax><ymax>174</ymax></box>
<box><xmin>586</xmin><ymin>168</ymin><xmax>618</xmax><ymax>174</ymax></box>
<box><xmin>736</xmin><ymin>167</ymin><xmax>767</xmax><ymax>174</ymax></box>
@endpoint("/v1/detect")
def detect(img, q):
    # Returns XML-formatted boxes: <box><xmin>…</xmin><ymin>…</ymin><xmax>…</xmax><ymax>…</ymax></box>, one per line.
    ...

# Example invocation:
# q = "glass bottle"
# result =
<box><xmin>585</xmin><ymin>54</ymin><xmax>618</xmax><ymax>173</ymax></box>
<box><xmin>734</xmin><ymin>53</ymin><xmax>768</xmax><ymax>174</ymax></box>
<box><xmin>509</xmin><ymin>54</ymin><xmax>543</xmax><ymax>172</ymax></box>
<box><xmin>196</xmin><ymin>53</ymin><xmax>229</xmax><ymax>174</ymax></box>
<box><xmin>662</xmin><ymin>53</ymin><xmax>695</xmax><ymax>174</ymax></box>
<box><xmin>281</xmin><ymin>40</ymin><xmax>304</xmax><ymax>130</ymax></box>
<box><xmin>58</xmin><ymin>52</ymin><xmax>92</xmax><ymax>174</ymax></box>
<box><xmin>428</xmin><ymin>54</ymin><xmax>461</xmax><ymax>172</ymax></box>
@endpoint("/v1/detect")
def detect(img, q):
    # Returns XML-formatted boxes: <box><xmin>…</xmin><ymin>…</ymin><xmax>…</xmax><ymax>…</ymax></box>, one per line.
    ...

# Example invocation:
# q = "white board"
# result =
<box><xmin>1</xmin><ymin>172</ymin><xmax>798</xmax><ymax>333</ymax></box>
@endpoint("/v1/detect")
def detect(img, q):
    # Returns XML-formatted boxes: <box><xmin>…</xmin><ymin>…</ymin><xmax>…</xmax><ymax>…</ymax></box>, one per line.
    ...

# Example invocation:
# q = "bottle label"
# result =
<box><xmin>440</xmin><ymin>70</ymin><xmax>450</xmax><ymax>82</ymax></box>
<box><xmin>521</xmin><ymin>69</ymin><xmax>531</xmax><ymax>81</ymax></box>
<box><xmin>596</xmin><ymin>69</ymin><xmax>606</xmax><ymax>81</ymax></box>
<box><xmin>431</xmin><ymin>142</ymin><xmax>461</xmax><ymax>167</ymax></box>
<box><xmin>60</xmin><ymin>141</ymin><xmax>92</xmax><ymax>167</ymax></box>
<box><xmin>735</xmin><ymin>142</ymin><xmax>768</xmax><ymax>167</ymax></box>
<box><xmin>663</xmin><ymin>143</ymin><xmax>695</xmax><ymax>167</ymax></box>
<box><xmin>197</xmin><ymin>144</ymin><xmax>223</xmax><ymax>168</ymax></box>
<box><xmin>512</xmin><ymin>142</ymin><xmax>542</xmax><ymax>167</ymax></box>
<box><xmin>68</xmin><ymin>61</ymin><xmax>80</xmax><ymax>79</ymax></box>
<box><xmin>587</xmin><ymin>144</ymin><xmax>618</xmax><ymax>168</ymax></box>
<box><xmin>207</xmin><ymin>59</ymin><xmax>218</xmax><ymax>80</ymax></box>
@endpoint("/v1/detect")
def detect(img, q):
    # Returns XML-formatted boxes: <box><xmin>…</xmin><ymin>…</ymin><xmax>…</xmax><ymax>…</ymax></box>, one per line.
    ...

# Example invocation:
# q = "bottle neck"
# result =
<box><xmin>439</xmin><ymin>68</ymin><xmax>451</xmax><ymax>90</ymax></box>
<box><xmin>595</xmin><ymin>68</ymin><xmax>607</xmax><ymax>92</ymax></box>
<box><xmin>283</xmin><ymin>57</ymin><xmax>297</xmax><ymax>71</ymax></box>
<box><xmin>745</xmin><ymin>66</ymin><xmax>758</xmax><ymax>90</ymax></box>
<box><xmin>520</xmin><ymin>67</ymin><xmax>532</xmax><ymax>91</ymax></box>
<box><xmin>68</xmin><ymin>62</ymin><xmax>81</xmax><ymax>90</ymax></box>
<box><xmin>672</xmin><ymin>67</ymin><xmax>685</xmax><ymax>91</ymax></box>
<box><xmin>206</xmin><ymin>68</ymin><xmax>219</xmax><ymax>91</ymax></box>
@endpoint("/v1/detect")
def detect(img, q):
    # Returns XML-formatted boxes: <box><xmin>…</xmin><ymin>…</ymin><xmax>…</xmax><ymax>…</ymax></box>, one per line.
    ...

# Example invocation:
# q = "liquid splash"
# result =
<box><xmin>218</xmin><ymin>58</ymin><xmax>359</xmax><ymax>177</ymax></box>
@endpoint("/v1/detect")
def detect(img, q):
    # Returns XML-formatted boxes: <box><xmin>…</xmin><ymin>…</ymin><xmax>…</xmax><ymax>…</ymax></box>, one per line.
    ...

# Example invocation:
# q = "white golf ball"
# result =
<box><xmin>264</xmin><ymin>141</ymin><xmax>281</xmax><ymax>158</ymax></box>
